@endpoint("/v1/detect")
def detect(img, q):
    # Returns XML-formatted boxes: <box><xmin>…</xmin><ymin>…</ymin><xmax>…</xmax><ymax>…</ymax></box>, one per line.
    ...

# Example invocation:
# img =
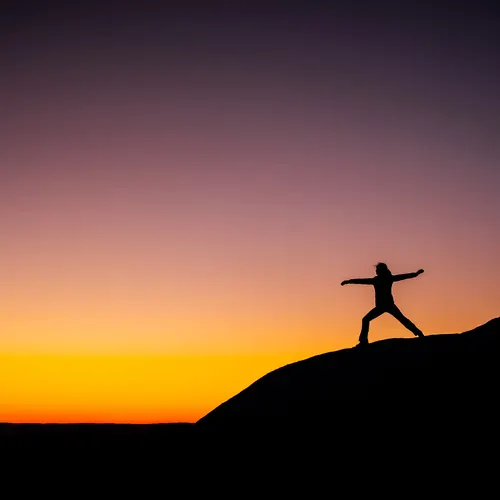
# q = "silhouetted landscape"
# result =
<box><xmin>4</xmin><ymin>316</ymin><xmax>500</xmax><ymax>455</ymax></box>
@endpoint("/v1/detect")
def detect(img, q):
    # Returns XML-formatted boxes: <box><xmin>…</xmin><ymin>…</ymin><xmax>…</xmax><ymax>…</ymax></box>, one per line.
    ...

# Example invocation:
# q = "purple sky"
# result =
<box><xmin>1</xmin><ymin>2</ymin><xmax>499</xmax><ymax>354</ymax></box>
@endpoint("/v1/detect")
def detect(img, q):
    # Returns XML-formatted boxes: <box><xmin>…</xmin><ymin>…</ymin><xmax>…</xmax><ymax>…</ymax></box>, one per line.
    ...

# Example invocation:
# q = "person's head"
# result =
<box><xmin>375</xmin><ymin>262</ymin><xmax>391</xmax><ymax>276</ymax></box>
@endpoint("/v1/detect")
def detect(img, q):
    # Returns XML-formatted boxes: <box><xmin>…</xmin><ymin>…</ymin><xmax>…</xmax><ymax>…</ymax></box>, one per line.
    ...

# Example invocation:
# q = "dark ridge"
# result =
<box><xmin>197</xmin><ymin>317</ymin><xmax>500</xmax><ymax>432</ymax></box>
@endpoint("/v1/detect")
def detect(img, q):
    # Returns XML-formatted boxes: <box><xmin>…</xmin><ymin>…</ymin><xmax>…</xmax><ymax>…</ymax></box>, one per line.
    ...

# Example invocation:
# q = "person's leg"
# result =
<box><xmin>389</xmin><ymin>305</ymin><xmax>424</xmax><ymax>337</ymax></box>
<box><xmin>359</xmin><ymin>307</ymin><xmax>384</xmax><ymax>344</ymax></box>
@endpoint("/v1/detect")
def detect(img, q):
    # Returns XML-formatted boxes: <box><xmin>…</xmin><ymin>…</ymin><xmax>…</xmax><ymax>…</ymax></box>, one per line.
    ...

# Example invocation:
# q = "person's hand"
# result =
<box><xmin>417</xmin><ymin>269</ymin><xmax>424</xmax><ymax>275</ymax></box>
<box><xmin>341</xmin><ymin>280</ymin><xmax>348</xmax><ymax>286</ymax></box>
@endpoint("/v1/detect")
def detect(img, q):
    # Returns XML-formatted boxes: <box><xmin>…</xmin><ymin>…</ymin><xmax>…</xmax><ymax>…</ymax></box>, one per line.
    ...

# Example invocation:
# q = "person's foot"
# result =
<box><xmin>414</xmin><ymin>331</ymin><xmax>424</xmax><ymax>337</ymax></box>
<box><xmin>356</xmin><ymin>339</ymin><xmax>369</xmax><ymax>348</ymax></box>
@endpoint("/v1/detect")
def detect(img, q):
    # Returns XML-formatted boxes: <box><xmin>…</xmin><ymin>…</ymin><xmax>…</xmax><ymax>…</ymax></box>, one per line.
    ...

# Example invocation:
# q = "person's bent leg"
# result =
<box><xmin>359</xmin><ymin>307</ymin><xmax>384</xmax><ymax>345</ymax></box>
<box><xmin>390</xmin><ymin>306</ymin><xmax>424</xmax><ymax>337</ymax></box>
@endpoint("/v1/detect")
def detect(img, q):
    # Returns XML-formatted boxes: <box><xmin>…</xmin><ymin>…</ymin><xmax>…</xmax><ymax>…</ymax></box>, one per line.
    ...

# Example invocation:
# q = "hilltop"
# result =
<box><xmin>197</xmin><ymin>317</ymin><xmax>500</xmax><ymax>433</ymax></box>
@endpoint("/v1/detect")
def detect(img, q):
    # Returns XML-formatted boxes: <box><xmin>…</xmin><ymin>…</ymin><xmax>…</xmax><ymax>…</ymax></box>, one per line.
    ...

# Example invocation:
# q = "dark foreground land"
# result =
<box><xmin>197</xmin><ymin>317</ymin><xmax>500</xmax><ymax>431</ymax></box>
<box><xmin>3</xmin><ymin>317</ymin><xmax>500</xmax><ymax>482</ymax></box>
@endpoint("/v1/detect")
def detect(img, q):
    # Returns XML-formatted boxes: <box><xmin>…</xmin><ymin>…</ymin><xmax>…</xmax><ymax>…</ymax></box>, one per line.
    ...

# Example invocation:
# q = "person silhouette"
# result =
<box><xmin>341</xmin><ymin>262</ymin><xmax>425</xmax><ymax>346</ymax></box>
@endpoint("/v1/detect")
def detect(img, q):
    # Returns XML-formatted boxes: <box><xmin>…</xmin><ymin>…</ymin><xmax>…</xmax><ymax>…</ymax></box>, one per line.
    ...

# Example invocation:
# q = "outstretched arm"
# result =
<box><xmin>392</xmin><ymin>269</ymin><xmax>424</xmax><ymax>282</ymax></box>
<box><xmin>341</xmin><ymin>278</ymin><xmax>374</xmax><ymax>286</ymax></box>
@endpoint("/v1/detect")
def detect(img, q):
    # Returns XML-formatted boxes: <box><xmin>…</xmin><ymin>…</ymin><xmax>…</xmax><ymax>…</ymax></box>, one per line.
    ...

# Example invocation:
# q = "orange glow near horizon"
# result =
<box><xmin>2</xmin><ymin>300</ymin><xmax>499</xmax><ymax>424</ymax></box>
<box><xmin>2</xmin><ymin>236</ymin><xmax>499</xmax><ymax>425</ymax></box>
<box><xmin>1</xmin><ymin>353</ymin><xmax>311</xmax><ymax>423</ymax></box>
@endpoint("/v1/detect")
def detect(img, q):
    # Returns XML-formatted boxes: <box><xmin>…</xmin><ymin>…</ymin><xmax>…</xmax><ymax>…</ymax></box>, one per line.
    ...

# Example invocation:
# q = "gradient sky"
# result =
<box><xmin>1</xmin><ymin>2</ymin><xmax>499</xmax><ymax>423</ymax></box>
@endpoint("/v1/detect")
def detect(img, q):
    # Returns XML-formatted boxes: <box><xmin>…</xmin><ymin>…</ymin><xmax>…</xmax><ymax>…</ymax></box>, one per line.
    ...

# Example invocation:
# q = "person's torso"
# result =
<box><xmin>373</xmin><ymin>276</ymin><xmax>394</xmax><ymax>306</ymax></box>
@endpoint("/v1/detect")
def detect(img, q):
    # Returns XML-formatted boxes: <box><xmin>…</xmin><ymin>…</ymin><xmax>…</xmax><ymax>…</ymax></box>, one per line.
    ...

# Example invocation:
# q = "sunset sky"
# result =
<box><xmin>1</xmin><ymin>2</ymin><xmax>499</xmax><ymax>423</ymax></box>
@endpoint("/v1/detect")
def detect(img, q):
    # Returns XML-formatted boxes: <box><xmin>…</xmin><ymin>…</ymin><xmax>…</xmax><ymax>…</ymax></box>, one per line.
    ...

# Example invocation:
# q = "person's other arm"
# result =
<box><xmin>341</xmin><ymin>278</ymin><xmax>375</xmax><ymax>286</ymax></box>
<box><xmin>392</xmin><ymin>269</ymin><xmax>424</xmax><ymax>282</ymax></box>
